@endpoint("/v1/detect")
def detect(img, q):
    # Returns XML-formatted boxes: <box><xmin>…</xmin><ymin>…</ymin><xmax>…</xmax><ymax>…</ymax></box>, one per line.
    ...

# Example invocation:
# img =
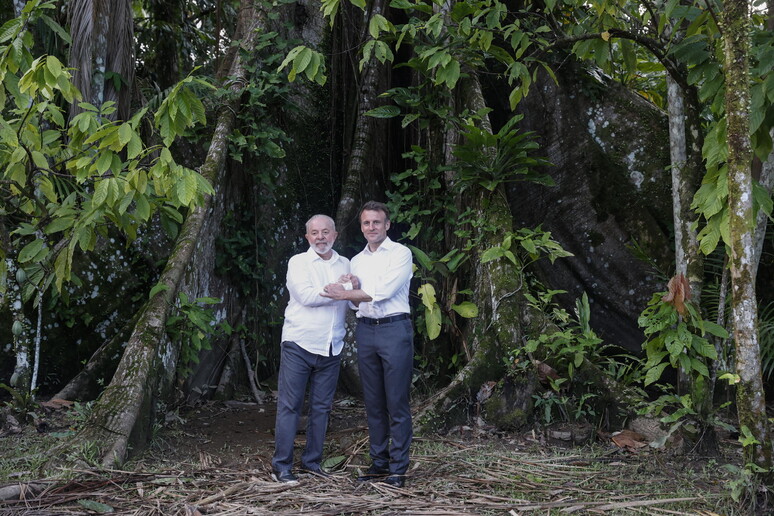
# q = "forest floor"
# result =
<box><xmin>0</xmin><ymin>395</ymin><xmax>763</xmax><ymax>515</ymax></box>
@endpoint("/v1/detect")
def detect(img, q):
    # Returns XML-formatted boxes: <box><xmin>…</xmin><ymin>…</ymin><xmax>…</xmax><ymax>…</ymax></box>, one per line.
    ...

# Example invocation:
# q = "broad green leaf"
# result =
<box><xmin>480</xmin><ymin>246</ymin><xmax>504</xmax><ymax>263</ymax></box>
<box><xmin>365</xmin><ymin>105</ymin><xmax>400</xmax><ymax>118</ymax></box>
<box><xmin>690</xmin><ymin>357</ymin><xmax>709</xmax><ymax>377</ymax></box>
<box><xmin>451</xmin><ymin>301</ymin><xmax>478</xmax><ymax>318</ymax></box>
<box><xmin>425</xmin><ymin>304</ymin><xmax>442</xmax><ymax>340</ymax></box>
<box><xmin>134</xmin><ymin>194</ymin><xmax>151</xmax><ymax>221</ymax></box>
<box><xmin>417</xmin><ymin>283</ymin><xmax>437</xmax><ymax>310</ymax></box>
<box><xmin>644</xmin><ymin>362</ymin><xmax>669</xmax><ymax>386</ymax></box>
<box><xmin>118</xmin><ymin>123</ymin><xmax>133</xmax><ymax>146</ymax></box>
<box><xmin>44</xmin><ymin>216</ymin><xmax>74</xmax><ymax>234</ymax></box>
<box><xmin>408</xmin><ymin>244</ymin><xmax>432</xmax><ymax>270</ymax></box>
<box><xmin>149</xmin><ymin>283</ymin><xmax>170</xmax><ymax>299</ymax></box>
<box><xmin>46</xmin><ymin>55</ymin><xmax>63</xmax><ymax>78</ymax></box>
<box><xmin>31</xmin><ymin>150</ymin><xmax>48</xmax><ymax>169</ymax></box>
<box><xmin>19</xmin><ymin>239</ymin><xmax>44</xmax><ymax>263</ymax></box>
<box><xmin>520</xmin><ymin>238</ymin><xmax>537</xmax><ymax>254</ymax></box>
<box><xmin>176</xmin><ymin>173</ymin><xmax>197</xmax><ymax>206</ymax></box>
<box><xmin>92</xmin><ymin>179</ymin><xmax>109</xmax><ymax>206</ymax></box>
<box><xmin>701</xmin><ymin>320</ymin><xmax>728</xmax><ymax>339</ymax></box>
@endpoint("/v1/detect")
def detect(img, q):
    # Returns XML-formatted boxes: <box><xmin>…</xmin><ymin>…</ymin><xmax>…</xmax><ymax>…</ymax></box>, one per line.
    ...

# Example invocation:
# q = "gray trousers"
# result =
<box><xmin>271</xmin><ymin>341</ymin><xmax>340</xmax><ymax>473</ymax></box>
<box><xmin>356</xmin><ymin>318</ymin><xmax>414</xmax><ymax>475</ymax></box>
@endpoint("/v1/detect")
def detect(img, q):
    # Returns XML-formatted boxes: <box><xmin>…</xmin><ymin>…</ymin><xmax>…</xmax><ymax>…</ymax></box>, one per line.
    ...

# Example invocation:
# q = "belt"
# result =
<box><xmin>359</xmin><ymin>314</ymin><xmax>410</xmax><ymax>325</ymax></box>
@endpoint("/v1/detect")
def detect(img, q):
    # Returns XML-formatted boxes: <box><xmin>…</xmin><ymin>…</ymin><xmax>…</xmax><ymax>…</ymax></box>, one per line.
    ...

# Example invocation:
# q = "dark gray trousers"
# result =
<box><xmin>271</xmin><ymin>341</ymin><xmax>340</xmax><ymax>473</ymax></box>
<box><xmin>356</xmin><ymin>318</ymin><xmax>413</xmax><ymax>475</ymax></box>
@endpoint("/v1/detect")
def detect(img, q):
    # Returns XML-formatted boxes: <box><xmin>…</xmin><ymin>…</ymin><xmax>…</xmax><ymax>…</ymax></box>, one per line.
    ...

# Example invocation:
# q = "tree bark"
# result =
<box><xmin>44</xmin><ymin>2</ymin><xmax>265</xmax><ymax>468</ymax></box>
<box><xmin>69</xmin><ymin>0</ymin><xmax>134</xmax><ymax>121</ymax></box>
<box><xmin>49</xmin><ymin>312</ymin><xmax>140</xmax><ymax>401</ymax></box>
<box><xmin>722</xmin><ymin>0</ymin><xmax>771</xmax><ymax>470</ymax></box>
<box><xmin>415</xmin><ymin>74</ymin><xmax>524</xmax><ymax>429</ymax></box>
<box><xmin>334</xmin><ymin>0</ymin><xmax>390</xmax><ymax>243</ymax></box>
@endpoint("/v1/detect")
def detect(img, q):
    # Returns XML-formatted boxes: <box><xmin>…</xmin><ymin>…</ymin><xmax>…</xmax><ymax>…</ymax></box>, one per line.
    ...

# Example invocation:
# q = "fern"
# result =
<box><xmin>759</xmin><ymin>302</ymin><xmax>774</xmax><ymax>380</ymax></box>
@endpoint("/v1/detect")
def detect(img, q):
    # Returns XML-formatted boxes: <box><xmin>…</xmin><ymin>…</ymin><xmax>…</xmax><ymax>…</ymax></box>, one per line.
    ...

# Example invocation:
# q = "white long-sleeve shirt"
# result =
<box><xmin>350</xmin><ymin>237</ymin><xmax>412</xmax><ymax>318</ymax></box>
<box><xmin>281</xmin><ymin>247</ymin><xmax>350</xmax><ymax>356</ymax></box>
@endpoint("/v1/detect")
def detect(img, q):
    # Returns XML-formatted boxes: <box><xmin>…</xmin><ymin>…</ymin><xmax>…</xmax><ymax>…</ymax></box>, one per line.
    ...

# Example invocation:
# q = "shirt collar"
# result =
<box><xmin>306</xmin><ymin>245</ymin><xmax>339</xmax><ymax>263</ymax></box>
<box><xmin>363</xmin><ymin>236</ymin><xmax>395</xmax><ymax>255</ymax></box>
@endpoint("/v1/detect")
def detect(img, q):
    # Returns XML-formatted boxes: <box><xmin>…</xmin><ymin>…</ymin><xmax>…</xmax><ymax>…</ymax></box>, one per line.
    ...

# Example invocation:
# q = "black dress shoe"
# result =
<box><xmin>300</xmin><ymin>466</ymin><xmax>330</xmax><ymax>478</ymax></box>
<box><xmin>271</xmin><ymin>470</ymin><xmax>299</xmax><ymax>483</ymax></box>
<box><xmin>381</xmin><ymin>475</ymin><xmax>405</xmax><ymax>488</ymax></box>
<box><xmin>357</xmin><ymin>464</ymin><xmax>389</xmax><ymax>482</ymax></box>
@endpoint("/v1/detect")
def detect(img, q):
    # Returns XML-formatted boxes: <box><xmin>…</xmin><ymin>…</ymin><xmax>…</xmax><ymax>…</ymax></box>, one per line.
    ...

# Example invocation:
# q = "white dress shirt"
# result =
<box><xmin>350</xmin><ymin>237</ymin><xmax>412</xmax><ymax>318</ymax></box>
<box><xmin>281</xmin><ymin>246</ymin><xmax>350</xmax><ymax>356</ymax></box>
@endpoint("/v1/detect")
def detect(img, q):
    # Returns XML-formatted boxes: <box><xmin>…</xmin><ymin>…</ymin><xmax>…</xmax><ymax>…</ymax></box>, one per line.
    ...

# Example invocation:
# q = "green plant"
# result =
<box><xmin>506</xmin><ymin>291</ymin><xmax>623</xmax><ymax>427</ymax></box>
<box><xmin>638</xmin><ymin>282</ymin><xmax>727</xmax><ymax>387</ymax></box>
<box><xmin>533</xmin><ymin>391</ymin><xmax>598</xmax><ymax>426</ymax></box>
<box><xmin>0</xmin><ymin>382</ymin><xmax>39</xmax><ymax>423</ymax></box>
<box><xmin>166</xmin><ymin>293</ymin><xmax>222</xmax><ymax>378</ymax></box>
<box><xmin>452</xmin><ymin>115</ymin><xmax>554</xmax><ymax>192</ymax></box>
<box><xmin>758</xmin><ymin>301</ymin><xmax>774</xmax><ymax>380</ymax></box>
<box><xmin>636</xmin><ymin>275</ymin><xmax>732</xmax><ymax>442</ymax></box>
<box><xmin>514</xmin><ymin>292</ymin><xmax>603</xmax><ymax>379</ymax></box>
<box><xmin>481</xmin><ymin>227</ymin><xmax>574</xmax><ymax>270</ymax></box>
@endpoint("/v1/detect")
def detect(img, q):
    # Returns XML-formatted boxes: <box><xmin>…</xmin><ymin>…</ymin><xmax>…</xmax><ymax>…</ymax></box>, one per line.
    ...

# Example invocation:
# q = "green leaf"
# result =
<box><xmin>134</xmin><ymin>194</ymin><xmax>151</xmax><ymax>221</ymax></box>
<box><xmin>118</xmin><ymin>123</ymin><xmax>133</xmax><ymax>146</ymax></box>
<box><xmin>480</xmin><ymin>246</ymin><xmax>504</xmax><ymax>263</ymax></box>
<box><xmin>451</xmin><ymin>301</ymin><xmax>478</xmax><ymax>318</ymax></box>
<box><xmin>92</xmin><ymin>178</ymin><xmax>109</xmax><ymax>206</ymax></box>
<box><xmin>520</xmin><ymin>238</ymin><xmax>537</xmax><ymax>254</ymax></box>
<box><xmin>149</xmin><ymin>283</ymin><xmax>170</xmax><ymax>299</ymax></box>
<box><xmin>176</xmin><ymin>172</ymin><xmax>197</xmax><ymax>206</ymax></box>
<box><xmin>44</xmin><ymin>216</ymin><xmax>74</xmax><ymax>234</ymax></box>
<box><xmin>95</xmin><ymin>151</ymin><xmax>113</xmax><ymax>174</ymax></box>
<box><xmin>46</xmin><ymin>55</ymin><xmax>63</xmax><ymax>78</ymax></box>
<box><xmin>408</xmin><ymin>244</ymin><xmax>432</xmax><ymax>270</ymax></box>
<box><xmin>417</xmin><ymin>283</ymin><xmax>437</xmax><ymax>310</ymax></box>
<box><xmin>690</xmin><ymin>357</ymin><xmax>709</xmax><ymax>377</ymax></box>
<box><xmin>644</xmin><ymin>362</ymin><xmax>669</xmax><ymax>386</ymax></box>
<box><xmin>425</xmin><ymin>304</ymin><xmax>442</xmax><ymax>340</ymax></box>
<box><xmin>19</xmin><ymin>239</ymin><xmax>44</xmax><ymax>263</ymax></box>
<box><xmin>701</xmin><ymin>320</ymin><xmax>728</xmax><ymax>339</ymax></box>
<box><xmin>365</xmin><ymin>105</ymin><xmax>400</xmax><ymax>118</ymax></box>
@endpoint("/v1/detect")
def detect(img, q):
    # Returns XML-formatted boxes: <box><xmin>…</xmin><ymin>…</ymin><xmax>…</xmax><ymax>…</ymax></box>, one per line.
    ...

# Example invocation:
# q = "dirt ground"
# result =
<box><xmin>154</xmin><ymin>396</ymin><xmax>369</xmax><ymax>474</ymax></box>
<box><xmin>0</xmin><ymin>395</ymin><xmax>759</xmax><ymax>515</ymax></box>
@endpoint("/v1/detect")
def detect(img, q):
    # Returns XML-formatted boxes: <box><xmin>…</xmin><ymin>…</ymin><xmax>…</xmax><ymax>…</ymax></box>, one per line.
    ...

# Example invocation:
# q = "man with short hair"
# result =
<box><xmin>322</xmin><ymin>201</ymin><xmax>413</xmax><ymax>488</ymax></box>
<box><xmin>271</xmin><ymin>214</ymin><xmax>350</xmax><ymax>483</ymax></box>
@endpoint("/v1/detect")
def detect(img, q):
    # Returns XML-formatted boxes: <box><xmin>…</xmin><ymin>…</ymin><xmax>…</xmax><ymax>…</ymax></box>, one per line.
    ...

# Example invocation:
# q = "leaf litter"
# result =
<box><xmin>0</xmin><ymin>400</ymin><xmax>743</xmax><ymax>515</ymax></box>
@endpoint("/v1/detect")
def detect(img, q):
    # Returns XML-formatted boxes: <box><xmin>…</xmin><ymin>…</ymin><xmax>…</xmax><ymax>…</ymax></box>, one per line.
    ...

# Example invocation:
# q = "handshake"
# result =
<box><xmin>321</xmin><ymin>273</ymin><xmax>360</xmax><ymax>299</ymax></box>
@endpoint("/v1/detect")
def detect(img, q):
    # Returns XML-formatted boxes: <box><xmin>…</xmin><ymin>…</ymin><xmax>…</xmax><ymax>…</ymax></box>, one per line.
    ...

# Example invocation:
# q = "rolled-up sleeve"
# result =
<box><xmin>360</xmin><ymin>245</ymin><xmax>413</xmax><ymax>303</ymax></box>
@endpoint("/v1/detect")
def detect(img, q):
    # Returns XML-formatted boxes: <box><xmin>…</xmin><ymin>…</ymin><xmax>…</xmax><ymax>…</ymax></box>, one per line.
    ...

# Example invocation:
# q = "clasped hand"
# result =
<box><xmin>321</xmin><ymin>274</ymin><xmax>359</xmax><ymax>299</ymax></box>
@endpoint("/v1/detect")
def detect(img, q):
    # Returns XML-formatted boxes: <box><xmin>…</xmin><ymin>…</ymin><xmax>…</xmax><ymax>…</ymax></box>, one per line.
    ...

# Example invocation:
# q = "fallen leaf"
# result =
<box><xmin>611</xmin><ymin>429</ymin><xmax>649</xmax><ymax>451</ymax></box>
<box><xmin>535</xmin><ymin>360</ymin><xmax>560</xmax><ymax>384</ymax></box>
<box><xmin>39</xmin><ymin>398</ymin><xmax>74</xmax><ymax>409</ymax></box>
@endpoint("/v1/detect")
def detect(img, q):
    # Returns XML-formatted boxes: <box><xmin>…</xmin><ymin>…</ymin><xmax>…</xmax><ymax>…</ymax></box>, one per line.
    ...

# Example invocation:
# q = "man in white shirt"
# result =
<box><xmin>271</xmin><ymin>215</ymin><xmax>350</xmax><ymax>483</ymax></box>
<box><xmin>322</xmin><ymin>201</ymin><xmax>413</xmax><ymax>488</ymax></box>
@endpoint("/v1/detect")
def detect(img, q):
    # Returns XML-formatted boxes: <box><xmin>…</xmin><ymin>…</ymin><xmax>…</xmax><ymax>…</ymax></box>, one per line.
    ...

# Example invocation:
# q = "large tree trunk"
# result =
<box><xmin>333</xmin><ymin>0</ymin><xmax>390</xmax><ymax>242</ymax></box>
<box><xmin>508</xmin><ymin>63</ymin><xmax>672</xmax><ymax>352</ymax></box>
<box><xmin>723</xmin><ymin>0</ymin><xmax>771</xmax><ymax>470</ymax></box>
<box><xmin>416</xmin><ymin>75</ymin><xmax>524</xmax><ymax>429</ymax></box>
<box><xmin>44</xmin><ymin>2</ymin><xmax>265</xmax><ymax>468</ymax></box>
